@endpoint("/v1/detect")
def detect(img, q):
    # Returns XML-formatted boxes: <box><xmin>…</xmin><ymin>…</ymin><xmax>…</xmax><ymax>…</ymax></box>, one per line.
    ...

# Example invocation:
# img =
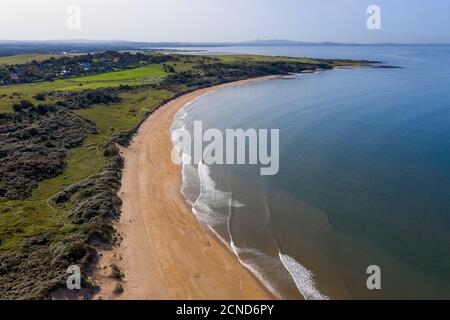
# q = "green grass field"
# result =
<box><xmin>216</xmin><ymin>54</ymin><xmax>325</xmax><ymax>64</ymax></box>
<box><xmin>0</xmin><ymin>64</ymin><xmax>168</xmax><ymax>112</ymax></box>
<box><xmin>0</xmin><ymin>54</ymin><xmax>62</xmax><ymax>65</ymax></box>
<box><xmin>0</xmin><ymin>54</ymin><xmax>348</xmax><ymax>113</ymax></box>
<box><xmin>74</xmin><ymin>65</ymin><xmax>166</xmax><ymax>82</ymax></box>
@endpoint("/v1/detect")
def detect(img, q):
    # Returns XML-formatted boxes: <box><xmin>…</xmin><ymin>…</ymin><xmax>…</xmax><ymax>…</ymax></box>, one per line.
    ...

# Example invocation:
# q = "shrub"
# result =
<box><xmin>110</xmin><ymin>264</ymin><xmax>124</xmax><ymax>280</ymax></box>
<box><xmin>12</xmin><ymin>103</ymin><xmax>23</xmax><ymax>113</ymax></box>
<box><xmin>37</xmin><ymin>104</ymin><xmax>49</xmax><ymax>115</ymax></box>
<box><xmin>20</xmin><ymin>100</ymin><xmax>34</xmax><ymax>109</ymax></box>
<box><xmin>34</xmin><ymin>93</ymin><xmax>46</xmax><ymax>101</ymax></box>
<box><xmin>113</xmin><ymin>283</ymin><xmax>124</xmax><ymax>295</ymax></box>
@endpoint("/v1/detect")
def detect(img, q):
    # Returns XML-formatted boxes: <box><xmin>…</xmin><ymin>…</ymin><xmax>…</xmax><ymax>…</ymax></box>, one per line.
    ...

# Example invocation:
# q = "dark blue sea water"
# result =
<box><xmin>170</xmin><ymin>45</ymin><xmax>450</xmax><ymax>299</ymax></box>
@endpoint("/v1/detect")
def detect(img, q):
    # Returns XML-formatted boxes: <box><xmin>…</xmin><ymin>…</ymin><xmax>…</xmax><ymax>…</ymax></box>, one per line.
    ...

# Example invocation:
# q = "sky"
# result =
<box><xmin>0</xmin><ymin>0</ymin><xmax>449</xmax><ymax>44</ymax></box>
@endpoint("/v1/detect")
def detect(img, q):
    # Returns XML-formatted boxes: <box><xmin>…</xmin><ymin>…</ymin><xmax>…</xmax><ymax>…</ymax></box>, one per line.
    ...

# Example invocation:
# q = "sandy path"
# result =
<box><xmin>96</xmin><ymin>77</ymin><xmax>277</xmax><ymax>300</ymax></box>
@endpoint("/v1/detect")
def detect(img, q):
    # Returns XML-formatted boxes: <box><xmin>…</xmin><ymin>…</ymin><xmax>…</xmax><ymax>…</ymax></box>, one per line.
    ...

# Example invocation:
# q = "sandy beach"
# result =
<box><xmin>95</xmin><ymin>77</ymin><xmax>277</xmax><ymax>300</ymax></box>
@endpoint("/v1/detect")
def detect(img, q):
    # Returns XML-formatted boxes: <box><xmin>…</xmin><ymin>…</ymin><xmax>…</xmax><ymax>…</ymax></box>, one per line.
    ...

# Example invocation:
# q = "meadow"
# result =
<box><xmin>0</xmin><ymin>64</ymin><xmax>167</xmax><ymax>112</ymax></box>
<box><xmin>0</xmin><ymin>54</ymin><xmax>62</xmax><ymax>65</ymax></box>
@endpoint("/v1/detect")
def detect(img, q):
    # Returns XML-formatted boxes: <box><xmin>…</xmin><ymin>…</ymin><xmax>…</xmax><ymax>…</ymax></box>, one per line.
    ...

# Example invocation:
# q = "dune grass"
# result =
<box><xmin>0</xmin><ymin>57</ymin><xmax>174</xmax><ymax>251</ymax></box>
<box><xmin>0</xmin><ymin>87</ymin><xmax>175</xmax><ymax>252</ymax></box>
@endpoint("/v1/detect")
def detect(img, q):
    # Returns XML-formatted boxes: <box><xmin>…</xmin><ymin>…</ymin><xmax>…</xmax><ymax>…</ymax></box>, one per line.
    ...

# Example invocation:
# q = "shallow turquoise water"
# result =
<box><xmin>172</xmin><ymin>45</ymin><xmax>450</xmax><ymax>299</ymax></box>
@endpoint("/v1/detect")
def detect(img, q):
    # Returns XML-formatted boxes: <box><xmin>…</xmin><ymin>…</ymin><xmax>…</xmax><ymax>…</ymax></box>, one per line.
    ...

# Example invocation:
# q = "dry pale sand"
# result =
<box><xmin>95</xmin><ymin>77</ymin><xmax>278</xmax><ymax>300</ymax></box>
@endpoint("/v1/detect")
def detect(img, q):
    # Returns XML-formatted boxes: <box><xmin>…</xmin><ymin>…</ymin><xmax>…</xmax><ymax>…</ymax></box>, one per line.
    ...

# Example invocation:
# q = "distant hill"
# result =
<box><xmin>0</xmin><ymin>39</ymin><xmax>447</xmax><ymax>56</ymax></box>
<box><xmin>0</xmin><ymin>40</ymin><xmax>152</xmax><ymax>56</ymax></box>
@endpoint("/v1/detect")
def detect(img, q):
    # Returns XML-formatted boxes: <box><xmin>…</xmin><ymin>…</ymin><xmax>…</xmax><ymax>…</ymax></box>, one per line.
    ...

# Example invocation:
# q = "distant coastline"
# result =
<box><xmin>1</xmin><ymin>39</ymin><xmax>449</xmax><ymax>57</ymax></box>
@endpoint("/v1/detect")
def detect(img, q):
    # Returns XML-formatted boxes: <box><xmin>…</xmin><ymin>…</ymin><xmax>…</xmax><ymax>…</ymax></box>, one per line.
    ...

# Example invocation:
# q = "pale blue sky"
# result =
<box><xmin>0</xmin><ymin>0</ymin><xmax>449</xmax><ymax>43</ymax></box>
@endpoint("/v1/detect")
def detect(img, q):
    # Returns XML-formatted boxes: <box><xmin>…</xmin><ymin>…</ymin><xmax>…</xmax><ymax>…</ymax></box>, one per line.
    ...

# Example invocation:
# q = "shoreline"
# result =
<box><xmin>94</xmin><ymin>76</ymin><xmax>279</xmax><ymax>300</ymax></box>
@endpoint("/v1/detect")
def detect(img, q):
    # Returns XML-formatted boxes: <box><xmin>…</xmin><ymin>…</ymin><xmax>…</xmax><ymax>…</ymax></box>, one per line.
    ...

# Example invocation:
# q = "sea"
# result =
<box><xmin>169</xmin><ymin>45</ymin><xmax>450</xmax><ymax>299</ymax></box>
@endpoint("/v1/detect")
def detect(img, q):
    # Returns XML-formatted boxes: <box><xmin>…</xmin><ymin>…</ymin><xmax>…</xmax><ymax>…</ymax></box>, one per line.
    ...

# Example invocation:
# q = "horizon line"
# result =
<box><xmin>1</xmin><ymin>39</ymin><xmax>449</xmax><ymax>46</ymax></box>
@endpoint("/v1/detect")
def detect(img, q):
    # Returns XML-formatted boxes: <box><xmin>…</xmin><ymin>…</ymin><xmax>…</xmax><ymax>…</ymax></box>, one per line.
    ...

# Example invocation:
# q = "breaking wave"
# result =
<box><xmin>170</xmin><ymin>95</ymin><xmax>329</xmax><ymax>300</ymax></box>
<box><xmin>279</xmin><ymin>253</ymin><xmax>329</xmax><ymax>300</ymax></box>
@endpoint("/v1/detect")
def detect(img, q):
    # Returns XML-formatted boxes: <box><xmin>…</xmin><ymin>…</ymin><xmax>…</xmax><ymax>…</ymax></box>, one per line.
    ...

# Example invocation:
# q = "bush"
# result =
<box><xmin>113</xmin><ymin>283</ymin><xmax>124</xmax><ymax>295</ymax></box>
<box><xmin>110</xmin><ymin>264</ymin><xmax>124</xmax><ymax>280</ymax></box>
<box><xmin>12</xmin><ymin>103</ymin><xmax>22</xmax><ymax>113</ymax></box>
<box><xmin>34</xmin><ymin>93</ymin><xmax>46</xmax><ymax>101</ymax></box>
<box><xmin>20</xmin><ymin>100</ymin><xmax>34</xmax><ymax>109</ymax></box>
<box><xmin>36</xmin><ymin>104</ymin><xmax>49</xmax><ymax>115</ymax></box>
<box><xmin>0</xmin><ymin>109</ymin><xmax>97</xmax><ymax>199</ymax></box>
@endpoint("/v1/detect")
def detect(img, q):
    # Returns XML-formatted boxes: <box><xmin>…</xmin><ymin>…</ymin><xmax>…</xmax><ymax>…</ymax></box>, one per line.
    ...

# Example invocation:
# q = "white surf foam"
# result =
<box><xmin>230</xmin><ymin>240</ymin><xmax>284</xmax><ymax>299</ymax></box>
<box><xmin>195</xmin><ymin>161</ymin><xmax>245</xmax><ymax>210</ymax></box>
<box><xmin>170</xmin><ymin>92</ymin><xmax>329</xmax><ymax>301</ymax></box>
<box><xmin>179</xmin><ymin>146</ymin><xmax>329</xmax><ymax>300</ymax></box>
<box><xmin>178</xmin><ymin>109</ymin><xmax>187</xmax><ymax>119</ymax></box>
<box><xmin>279</xmin><ymin>253</ymin><xmax>329</xmax><ymax>300</ymax></box>
<box><xmin>180</xmin><ymin>155</ymin><xmax>197</xmax><ymax>207</ymax></box>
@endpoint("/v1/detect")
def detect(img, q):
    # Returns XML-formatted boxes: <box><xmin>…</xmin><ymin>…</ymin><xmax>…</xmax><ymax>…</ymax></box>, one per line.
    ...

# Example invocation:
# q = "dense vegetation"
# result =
<box><xmin>0</xmin><ymin>51</ymin><xmax>371</xmax><ymax>299</ymax></box>
<box><xmin>47</xmin><ymin>89</ymin><xmax>122</xmax><ymax>110</ymax></box>
<box><xmin>160</xmin><ymin>60</ymin><xmax>332</xmax><ymax>89</ymax></box>
<box><xmin>0</xmin><ymin>106</ymin><xmax>97</xmax><ymax>199</ymax></box>
<box><xmin>0</xmin><ymin>51</ymin><xmax>174</xmax><ymax>85</ymax></box>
